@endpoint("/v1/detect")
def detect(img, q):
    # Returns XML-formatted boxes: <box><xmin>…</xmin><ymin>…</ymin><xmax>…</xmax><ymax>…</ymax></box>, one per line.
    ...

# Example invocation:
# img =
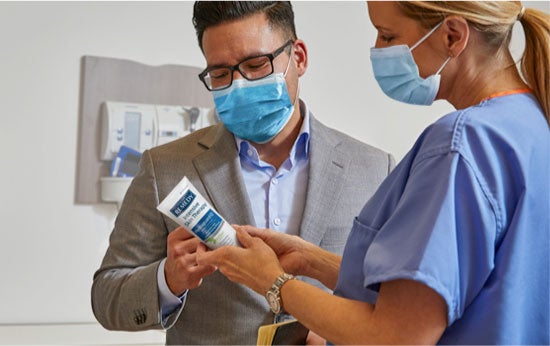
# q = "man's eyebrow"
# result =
<box><xmin>206</xmin><ymin>49</ymin><xmax>273</xmax><ymax>69</ymax></box>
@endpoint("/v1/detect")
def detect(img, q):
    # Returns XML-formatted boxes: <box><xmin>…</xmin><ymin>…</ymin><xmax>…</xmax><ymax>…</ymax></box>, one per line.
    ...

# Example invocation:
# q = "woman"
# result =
<box><xmin>197</xmin><ymin>1</ymin><xmax>549</xmax><ymax>344</ymax></box>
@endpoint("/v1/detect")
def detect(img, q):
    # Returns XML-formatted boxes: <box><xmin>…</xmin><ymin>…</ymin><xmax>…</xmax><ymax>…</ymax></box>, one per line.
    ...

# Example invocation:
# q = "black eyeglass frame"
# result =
<box><xmin>198</xmin><ymin>39</ymin><xmax>294</xmax><ymax>91</ymax></box>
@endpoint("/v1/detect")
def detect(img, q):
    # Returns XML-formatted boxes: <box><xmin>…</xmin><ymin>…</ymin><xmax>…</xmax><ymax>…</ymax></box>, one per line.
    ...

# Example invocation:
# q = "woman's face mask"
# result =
<box><xmin>370</xmin><ymin>21</ymin><xmax>451</xmax><ymax>106</ymax></box>
<box><xmin>212</xmin><ymin>48</ymin><xmax>295</xmax><ymax>144</ymax></box>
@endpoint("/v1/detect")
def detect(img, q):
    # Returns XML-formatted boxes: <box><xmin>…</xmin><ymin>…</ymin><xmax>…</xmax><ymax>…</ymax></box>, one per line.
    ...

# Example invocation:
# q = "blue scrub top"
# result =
<box><xmin>334</xmin><ymin>92</ymin><xmax>549</xmax><ymax>344</ymax></box>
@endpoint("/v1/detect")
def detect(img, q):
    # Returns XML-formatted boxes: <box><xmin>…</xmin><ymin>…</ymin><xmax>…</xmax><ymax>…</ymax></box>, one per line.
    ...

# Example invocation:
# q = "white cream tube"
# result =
<box><xmin>157</xmin><ymin>176</ymin><xmax>239</xmax><ymax>249</ymax></box>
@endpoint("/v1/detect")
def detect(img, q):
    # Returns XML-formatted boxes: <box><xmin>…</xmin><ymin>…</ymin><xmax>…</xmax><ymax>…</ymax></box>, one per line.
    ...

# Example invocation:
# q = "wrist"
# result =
<box><xmin>303</xmin><ymin>244</ymin><xmax>341</xmax><ymax>290</ymax></box>
<box><xmin>164</xmin><ymin>266</ymin><xmax>187</xmax><ymax>296</ymax></box>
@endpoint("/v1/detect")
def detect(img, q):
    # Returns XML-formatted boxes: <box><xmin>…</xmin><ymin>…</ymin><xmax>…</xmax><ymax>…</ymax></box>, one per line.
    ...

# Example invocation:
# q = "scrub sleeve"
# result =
<box><xmin>358</xmin><ymin>149</ymin><xmax>497</xmax><ymax>325</ymax></box>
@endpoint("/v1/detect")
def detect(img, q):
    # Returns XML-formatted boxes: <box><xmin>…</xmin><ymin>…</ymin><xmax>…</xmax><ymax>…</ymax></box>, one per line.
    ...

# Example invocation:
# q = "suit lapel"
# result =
<box><xmin>192</xmin><ymin>125</ymin><xmax>256</xmax><ymax>226</ymax></box>
<box><xmin>300</xmin><ymin>116</ymin><xmax>351</xmax><ymax>245</ymax></box>
<box><xmin>191</xmin><ymin>117</ymin><xmax>350</xmax><ymax>239</ymax></box>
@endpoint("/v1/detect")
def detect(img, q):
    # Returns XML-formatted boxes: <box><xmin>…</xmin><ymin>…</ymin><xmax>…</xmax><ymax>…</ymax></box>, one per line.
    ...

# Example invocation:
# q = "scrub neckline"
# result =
<box><xmin>480</xmin><ymin>88</ymin><xmax>532</xmax><ymax>103</ymax></box>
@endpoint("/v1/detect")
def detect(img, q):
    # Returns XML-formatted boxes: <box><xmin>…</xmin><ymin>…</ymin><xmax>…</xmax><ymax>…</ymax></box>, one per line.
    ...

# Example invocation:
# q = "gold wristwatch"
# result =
<box><xmin>265</xmin><ymin>273</ymin><xmax>295</xmax><ymax>314</ymax></box>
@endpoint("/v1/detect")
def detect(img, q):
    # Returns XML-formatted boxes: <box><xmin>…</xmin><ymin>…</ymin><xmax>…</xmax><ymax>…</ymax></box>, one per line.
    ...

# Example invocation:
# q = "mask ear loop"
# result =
<box><xmin>293</xmin><ymin>79</ymin><xmax>301</xmax><ymax>111</ymax></box>
<box><xmin>410</xmin><ymin>20</ymin><xmax>451</xmax><ymax>76</ymax></box>
<box><xmin>283</xmin><ymin>44</ymin><xmax>293</xmax><ymax>77</ymax></box>
<box><xmin>436</xmin><ymin>56</ymin><xmax>451</xmax><ymax>75</ymax></box>
<box><xmin>283</xmin><ymin>44</ymin><xmax>301</xmax><ymax>109</ymax></box>
<box><xmin>410</xmin><ymin>21</ymin><xmax>444</xmax><ymax>51</ymax></box>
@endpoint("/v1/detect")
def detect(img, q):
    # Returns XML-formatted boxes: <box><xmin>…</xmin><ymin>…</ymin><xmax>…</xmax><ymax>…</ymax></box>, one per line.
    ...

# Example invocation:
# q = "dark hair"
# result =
<box><xmin>193</xmin><ymin>1</ymin><xmax>297</xmax><ymax>51</ymax></box>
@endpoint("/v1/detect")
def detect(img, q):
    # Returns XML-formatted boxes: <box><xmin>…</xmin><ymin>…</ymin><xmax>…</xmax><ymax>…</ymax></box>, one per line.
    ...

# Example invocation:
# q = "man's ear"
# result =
<box><xmin>292</xmin><ymin>39</ymin><xmax>308</xmax><ymax>77</ymax></box>
<box><xmin>442</xmin><ymin>15</ymin><xmax>469</xmax><ymax>58</ymax></box>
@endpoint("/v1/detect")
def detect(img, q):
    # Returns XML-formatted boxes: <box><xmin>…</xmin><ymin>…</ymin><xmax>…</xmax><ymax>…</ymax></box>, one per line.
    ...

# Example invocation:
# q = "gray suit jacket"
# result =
<box><xmin>92</xmin><ymin>113</ymin><xmax>394</xmax><ymax>344</ymax></box>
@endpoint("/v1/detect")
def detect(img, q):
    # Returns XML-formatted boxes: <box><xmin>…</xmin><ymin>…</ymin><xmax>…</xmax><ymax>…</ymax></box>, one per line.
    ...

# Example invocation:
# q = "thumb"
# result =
<box><xmin>235</xmin><ymin>225</ymin><xmax>271</xmax><ymax>241</ymax></box>
<box><xmin>196</xmin><ymin>242</ymin><xmax>217</xmax><ymax>266</ymax></box>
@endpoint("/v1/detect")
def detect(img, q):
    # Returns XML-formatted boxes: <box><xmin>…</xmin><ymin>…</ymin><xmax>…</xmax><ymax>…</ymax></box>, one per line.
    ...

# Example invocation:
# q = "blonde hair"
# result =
<box><xmin>398</xmin><ymin>1</ymin><xmax>550</xmax><ymax>125</ymax></box>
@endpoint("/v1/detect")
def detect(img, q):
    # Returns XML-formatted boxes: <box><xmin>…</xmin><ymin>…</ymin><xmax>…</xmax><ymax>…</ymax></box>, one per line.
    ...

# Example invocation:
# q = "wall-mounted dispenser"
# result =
<box><xmin>100</xmin><ymin>101</ymin><xmax>215</xmax><ymax>161</ymax></box>
<box><xmin>99</xmin><ymin>101</ymin><xmax>217</xmax><ymax>207</ymax></box>
<box><xmin>75</xmin><ymin>56</ymin><xmax>214</xmax><ymax>205</ymax></box>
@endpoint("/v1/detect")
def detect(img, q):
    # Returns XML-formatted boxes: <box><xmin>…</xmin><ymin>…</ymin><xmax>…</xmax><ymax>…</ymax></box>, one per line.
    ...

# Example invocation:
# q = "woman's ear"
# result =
<box><xmin>292</xmin><ymin>39</ymin><xmax>308</xmax><ymax>77</ymax></box>
<box><xmin>442</xmin><ymin>15</ymin><xmax>469</xmax><ymax>58</ymax></box>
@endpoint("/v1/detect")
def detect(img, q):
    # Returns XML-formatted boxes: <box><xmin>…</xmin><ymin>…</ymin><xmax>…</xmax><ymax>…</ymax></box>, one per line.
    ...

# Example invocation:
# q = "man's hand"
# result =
<box><xmin>164</xmin><ymin>227</ymin><xmax>217</xmax><ymax>295</ymax></box>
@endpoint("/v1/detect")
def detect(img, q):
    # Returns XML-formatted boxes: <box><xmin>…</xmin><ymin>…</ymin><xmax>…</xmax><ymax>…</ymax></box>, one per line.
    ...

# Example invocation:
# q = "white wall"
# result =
<box><xmin>0</xmin><ymin>1</ymin><xmax>546</xmax><ymax>343</ymax></box>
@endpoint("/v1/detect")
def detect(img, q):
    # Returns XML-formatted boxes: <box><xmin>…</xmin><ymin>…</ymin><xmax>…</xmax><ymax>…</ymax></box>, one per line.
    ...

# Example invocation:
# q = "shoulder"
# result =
<box><xmin>421</xmin><ymin>93</ymin><xmax>547</xmax><ymax>160</ymax></box>
<box><xmin>414</xmin><ymin>93</ymin><xmax>545</xmax><ymax>165</ymax></box>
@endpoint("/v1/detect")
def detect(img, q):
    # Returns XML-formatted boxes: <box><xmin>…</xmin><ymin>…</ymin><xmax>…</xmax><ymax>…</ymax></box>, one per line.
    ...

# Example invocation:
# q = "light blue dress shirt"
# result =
<box><xmin>335</xmin><ymin>92</ymin><xmax>549</xmax><ymax>344</ymax></box>
<box><xmin>157</xmin><ymin>101</ymin><xmax>311</xmax><ymax>326</ymax></box>
<box><xmin>236</xmin><ymin>106</ymin><xmax>310</xmax><ymax>234</ymax></box>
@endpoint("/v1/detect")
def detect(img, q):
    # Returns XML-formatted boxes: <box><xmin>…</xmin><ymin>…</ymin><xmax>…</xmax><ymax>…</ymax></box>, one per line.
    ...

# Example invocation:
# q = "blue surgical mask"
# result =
<box><xmin>370</xmin><ymin>21</ymin><xmax>451</xmax><ymax>106</ymax></box>
<box><xmin>212</xmin><ymin>53</ymin><xmax>295</xmax><ymax>144</ymax></box>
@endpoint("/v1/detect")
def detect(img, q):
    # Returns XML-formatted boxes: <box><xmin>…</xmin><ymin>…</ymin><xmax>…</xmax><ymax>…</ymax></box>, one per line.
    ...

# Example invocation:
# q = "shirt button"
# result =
<box><xmin>247</xmin><ymin>149</ymin><xmax>253</xmax><ymax>156</ymax></box>
<box><xmin>271</xmin><ymin>178</ymin><xmax>279</xmax><ymax>185</ymax></box>
<box><xmin>273</xmin><ymin>218</ymin><xmax>281</xmax><ymax>226</ymax></box>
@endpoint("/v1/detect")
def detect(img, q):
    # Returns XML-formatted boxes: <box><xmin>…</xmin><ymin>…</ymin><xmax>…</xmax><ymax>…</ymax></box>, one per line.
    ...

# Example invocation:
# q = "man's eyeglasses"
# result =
<box><xmin>198</xmin><ymin>40</ymin><xmax>293</xmax><ymax>91</ymax></box>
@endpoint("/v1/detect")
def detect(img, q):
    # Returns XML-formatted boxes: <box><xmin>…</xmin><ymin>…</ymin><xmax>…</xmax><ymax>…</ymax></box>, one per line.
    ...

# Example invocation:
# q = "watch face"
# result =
<box><xmin>266</xmin><ymin>291</ymin><xmax>281</xmax><ymax>313</ymax></box>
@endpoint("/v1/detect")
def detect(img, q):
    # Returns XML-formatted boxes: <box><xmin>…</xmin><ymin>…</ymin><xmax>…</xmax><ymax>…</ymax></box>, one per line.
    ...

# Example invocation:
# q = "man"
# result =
<box><xmin>92</xmin><ymin>2</ymin><xmax>394</xmax><ymax>344</ymax></box>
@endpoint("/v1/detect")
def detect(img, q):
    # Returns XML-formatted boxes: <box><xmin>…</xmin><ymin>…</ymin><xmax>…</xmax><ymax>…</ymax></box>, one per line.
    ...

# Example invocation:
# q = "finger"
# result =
<box><xmin>236</xmin><ymin>225</ymin><xmax>275</xmax><ymax>241</ymax></box>
<box><xmin>198</xmin><ymin>245</ymin><xmax>243</xmax><ymax>268</ymax></box>
<box><xmin>234</xmin><ymin>224</ymin><xmax>262</xmax><ymax>235</ymax></box>
<box><xmin>232</xmin><ymin>224</ymin><xmax>266</xmax><ymax>236</ymax></box>
<box><xmin>235</xmin><ymin>227</ymin><xmax>256</xmax><ymax>248</ymax></box>
<box><xmin>196</xmin><ymin>245</ymin><xmax>221</xmax><ymax>266</ymax></box>
<box><xmin>197</xmin><ymin>242</ymin><xmax>209</xmax><ymax>253</ymax></box>
<box><xmin>195</xmin><ymin>242</ymin><xmax>221</xmax><ymax>269</ymax></box>
<box><xmin>166</xmin><ymin>253</ymin><xmax>197</xmax><ymax>275</ymax></box>
<box><xmin>168</xmin><ymin>226</ymin><xmax>196</xmax><ymax>242</ymax></box>
<box><xmin>189</xmin><ymin>261</ymin><xmax>217</xmax><ymax>277</ymax></box>
<box><xmin>169</xmin><ymin>237</ymin><xmax>203</xmax><ymax>257</ymax></box>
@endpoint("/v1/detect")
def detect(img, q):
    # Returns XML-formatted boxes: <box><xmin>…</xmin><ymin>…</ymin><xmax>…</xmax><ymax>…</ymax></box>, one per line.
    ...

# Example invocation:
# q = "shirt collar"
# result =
<box><xmin>235</xmin><ymin>99</ymin><xmax>310</xmax><ymax>166</ymax></box>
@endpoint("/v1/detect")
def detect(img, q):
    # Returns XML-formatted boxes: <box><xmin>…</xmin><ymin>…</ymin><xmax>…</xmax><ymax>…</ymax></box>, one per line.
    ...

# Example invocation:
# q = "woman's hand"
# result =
<box><xmin>197</xmin><ymin>227</ymin><xmax>285</xmax><ymax>295</ymax></box>
<box><xmin>237</xmin><ymin>225</ymin><xmax>341</xmax><ymax>289</ymax></box>
<box><xmin>234</xmin><ymin>225</ymin><xmax>311</xmax><ymax>276</ymax></box>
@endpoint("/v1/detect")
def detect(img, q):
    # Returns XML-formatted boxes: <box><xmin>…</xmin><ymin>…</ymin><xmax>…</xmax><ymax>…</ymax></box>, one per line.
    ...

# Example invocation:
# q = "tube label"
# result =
<box><xmin>170</xmin><ymin>190</ymin><xmax>197</xmax><ymax>218</ymax></box>
<box><xmin>157</xmin><ymin>176</ymin><xmax>239</xmax><ymax>249</ymax></box>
